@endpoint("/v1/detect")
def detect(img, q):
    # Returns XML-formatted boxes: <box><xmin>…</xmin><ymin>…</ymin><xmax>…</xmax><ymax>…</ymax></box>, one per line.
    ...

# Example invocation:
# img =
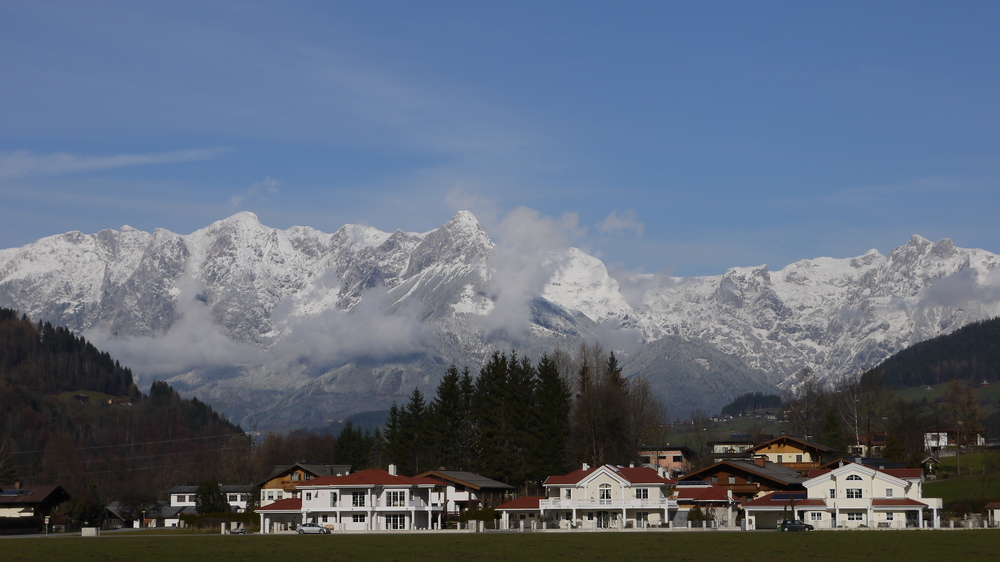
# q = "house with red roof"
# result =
<box><xmin>257</xmin><ymin>464</ymin><xmax>443</xmax><ymax>533</ymax></box>
<box><xmin>499</xmin><ymin>463</ymin><xmax>677</xmax><ymax>530</ymax></box>
<box><xmin>742</xmin><ymin>463</ymin><xmax>942</xmax><ymax>530</ymax></box>
<box><xmin>673</xmin><ymin>481</ymin><xmax>737</xmax><ymax>527</ymax></box>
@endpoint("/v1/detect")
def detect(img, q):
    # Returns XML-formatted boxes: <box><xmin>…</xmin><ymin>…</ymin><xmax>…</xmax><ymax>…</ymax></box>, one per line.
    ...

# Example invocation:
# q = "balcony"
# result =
<box><xmin>539</xmin><ymin>498</ymin><xmax>678</xmax><ymax>510</ymax></box>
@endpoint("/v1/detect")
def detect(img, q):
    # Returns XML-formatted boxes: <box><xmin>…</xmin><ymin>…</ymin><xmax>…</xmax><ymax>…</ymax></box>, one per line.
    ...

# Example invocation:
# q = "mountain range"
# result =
<box><xmin>2</xmin><ymin>211</ymin><xmax>998</xmax><ymax>428</ymax></box>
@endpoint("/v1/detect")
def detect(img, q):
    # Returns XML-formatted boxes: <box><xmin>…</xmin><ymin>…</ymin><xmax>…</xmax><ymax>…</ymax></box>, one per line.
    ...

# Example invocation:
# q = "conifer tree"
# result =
<box><xmin>534</xmin><ymin>354</ymin><xmax>571</xmax><ymax>477</ymax></box>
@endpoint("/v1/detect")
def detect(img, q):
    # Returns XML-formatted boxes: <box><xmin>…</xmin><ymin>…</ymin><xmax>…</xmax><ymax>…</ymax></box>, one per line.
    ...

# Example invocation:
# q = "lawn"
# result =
<box><xmin>5</xmin><ymin>530</ymin><xmax>1000</xmax><ymax>562</ymax></box>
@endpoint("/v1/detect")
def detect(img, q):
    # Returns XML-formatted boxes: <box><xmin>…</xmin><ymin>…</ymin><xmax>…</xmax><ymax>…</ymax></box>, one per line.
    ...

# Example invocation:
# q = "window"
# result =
<box><xmin>291</xmin><ymin>472</ymin><xmax>300</xmax><ymax>481</ymax></box>
<box><xmin>353</xmin><ymin>492</ymin><xmax>366</xmax><ymax>507</ymax></box>
<box><xmin>321</xmin><ymin>514</ymin><xmax>328</xmax><ymax>523</ymax></box>
<box><xmin>599</xmin><ymin>484</ymin><xmax>612</xmax><ymax>505</ymax></box>
<box><xmin>776</xmin><ymin>455</ymin><xmax>783</xmax><ymax>463</ymax></box>
<box><xmin>847</xmin><ymin>512</ymin><xmax>864</xmax><ymax>521</ymax></box>
<box><xmin>886</xmin><ymin>512</ymin><xmax>894</xmax><ymax>521</ymax></box>
<box><xmin>277</xmin><ymin>492</ymin><xmax>284</xmax><ymax>499</ymax></box>
<box><xmin>846</xmin><ymin>474</ymin><xmax>863</xmax><ymax>481</ymax></box>
<box><xmin>711</xmin><ymin>476</ymin><xmax>718</xmax><ymax>484</ymax></box>
<box><xmin>352</xmin><ymin>514</ymin><xmax>366</xmax><ymax>523</ymax></box>
<box><xmin>746</xmin><ymin>475</ymin><xmax>753</xmax><ymax>483</ymax></box>
<box><xmin>386</xmin><ymin>514</ymin><xmax>405</xmax><ymax>530</ymax></box>
<box><xmin>796</xmin><ymin>455</ymin><xmax>803</xmax><ymax>463</ymax></box>
<box><xmin>228</xmin><ymin>494</ymin><xmax>237</xmax><ymax>502</ymax></box>
<box><xmin>564</xmin><ymin>489</ymin><xmax>572</xmax><ymax>500</ymax></box>
<box><xmin>635</xmin><ymin>488</ymin><xmax>648</xmax><ymax>499</ymax></box>
<box><xmin>330</xmin><ymin>493</ymin><xmax>338</xmax><ymax>507</ymax></box>
<box><xmin>188</xmin><ymin>495</ymin><xmax>196</xmax><ymax>503</ymax></box>
<box><xmin>305</xmin><ymin>492</ymin><xmax>312</xmax><ymax>501</ymax></box>
<box><xmin>885</xmin><ymin>489</ymin><xmax>893</xmax><ymax>498</ymax></box>
<box><xmin>636</xmin><ymin>511</ymin><xmax>649</xmax><ymax>521</ymax></box>
<box><xmin>829</xmin><ymin>489</ymin><xmax>836</xmax><ymax>499</ymax></box>
<box><xmin>846</xmin><ymin>489</ymin><xmax>862</xmax><ymax>499</ymax></box>
<box><xmin>267</xmin><ymin>491</ymin><xmax>274</xmax><ymax>500</ymax></box>
<box><xmin>305</xmin><ymin>473</ymin><xmax>313</xmax><ymax>480</ymax></box>
<box><xmin>587</xmin><ymin>512</ymin><xmax>594</xmax><ymax>521</ymax></box>
<box><xmin>810</xmin><ymin>512</ymin><xmax>822</xmax><ymax>522</ymax></box>
<box><xmin>728</xmin><ymin>476</ymin><xmax>736</xmax><ymax>485</ymax></box>
<box><xmin>387</xmin><ymin>491</ymin><xmax>406</xmax><ymax>507</ymax></box>
<box><xmin>673</xmin><ymin>456</ymin><xmax>683</xmax><ymax>463</ymax></box>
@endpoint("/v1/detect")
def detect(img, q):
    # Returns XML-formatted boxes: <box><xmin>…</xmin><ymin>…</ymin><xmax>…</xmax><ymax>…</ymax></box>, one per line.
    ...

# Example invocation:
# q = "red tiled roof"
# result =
<box><xmin>984</xmin><ymin>502</ymin><xmax>1000</xmax><ymax>509</ymax></box>
<box><xmin>301</xmin><ymin>468</ymin><xmax>438</xmax><ymax>488</ymax></box>
<box><xmin>872</xmin><ymin>498</ymin><xmax>926</xmax><ymax>507</ymax></box>
<box><xmin>497</xmin><ymin>496</ymin><xmax>543</xmax><ymax>511</ymax></box>
<box><xmin>543</xmin><ymin>465</ymin><xmax>670</xmax><ymax>486</ymax></box>
<box><xmin>256</xmin><ymin>498</ymin><xmax>302</xmax><ymax>511</ymax></box>
<box><xmin>675</xmin><ymin>484</ymin><xmax>729</xmax><ymax>503</ymax></box>
<box><xmin>881</xmin><ymin>469</ymin><xmax>922</xmax><ymax>479</ymax></box>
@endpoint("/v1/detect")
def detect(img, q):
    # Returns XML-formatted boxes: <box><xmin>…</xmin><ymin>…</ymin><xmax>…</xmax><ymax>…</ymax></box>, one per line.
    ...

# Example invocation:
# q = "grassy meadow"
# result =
<box><xmin>5</xmin><ymin>530</ymin><xmax>1000</xmax><ymax>562</ymax></box>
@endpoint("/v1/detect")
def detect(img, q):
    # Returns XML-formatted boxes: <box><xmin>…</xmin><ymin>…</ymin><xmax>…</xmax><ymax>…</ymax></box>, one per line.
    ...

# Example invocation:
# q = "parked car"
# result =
<box><xmin>297</xmin><ymin>522</ymin><xmax>331</xmax><ymax>535</ymax></box>
<box><xmin>780</xmin><ymin>519</ymin><xmax>814</xmax><ymax>532</ymax></box>
<box><xmin>230</xmin><ymin>527</ymin><xmax>247</xmax><ymax>535</ymax></box>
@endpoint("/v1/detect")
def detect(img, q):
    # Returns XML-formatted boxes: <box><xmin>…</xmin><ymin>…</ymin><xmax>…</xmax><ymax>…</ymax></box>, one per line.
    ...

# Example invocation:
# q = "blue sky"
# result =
<box><xmin>1</xmin><ymin>1</ymin><xmax>998</xmax><ymax>276</ymax></box>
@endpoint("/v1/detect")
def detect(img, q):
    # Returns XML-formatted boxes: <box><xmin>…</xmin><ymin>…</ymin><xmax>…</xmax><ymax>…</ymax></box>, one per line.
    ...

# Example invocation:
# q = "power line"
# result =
<box><xmin>9</xmin><ymin>432</ymin><xmax>243</xmax><ymax>455</ymax></box>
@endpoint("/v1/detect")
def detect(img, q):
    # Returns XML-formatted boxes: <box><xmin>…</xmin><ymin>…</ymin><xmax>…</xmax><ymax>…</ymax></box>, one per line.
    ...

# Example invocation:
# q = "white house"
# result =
<box><xmin>743</xmin><ymin>463</ymin><xmax>942</xmax><ymax>529</ymax></box>
<box><xmin>162</xmin><ymin>484</ymin><xmax>253</xmax><ymax>527</ymax></box>
<box><xmin>258</xmin><ymin>465</ymin><xmax>443</xmax><ymax>533</ymax></box>
<box><xmin>508</xmin><ymin>464</ymin><xmax>677</xmax><ymax>530</ymax></box>
<box><xmin>415</xmin><ymin>470</ymin><xmax>514</xmax><ymax>516</ymax></box>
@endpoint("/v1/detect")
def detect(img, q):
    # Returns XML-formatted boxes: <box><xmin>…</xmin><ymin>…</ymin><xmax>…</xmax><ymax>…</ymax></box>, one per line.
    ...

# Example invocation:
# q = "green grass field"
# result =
<box><xmin>5</xmin><ymin>530</ymin><xmax>1000</xmax><ymax>562</ymax></box>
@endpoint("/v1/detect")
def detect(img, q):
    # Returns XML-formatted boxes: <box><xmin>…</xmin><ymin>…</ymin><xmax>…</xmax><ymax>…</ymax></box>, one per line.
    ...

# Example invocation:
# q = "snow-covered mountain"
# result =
<box><xmin>2</xmin><ymin>211</ymin><xmax>998</xmax><ymax>428</ymax></box>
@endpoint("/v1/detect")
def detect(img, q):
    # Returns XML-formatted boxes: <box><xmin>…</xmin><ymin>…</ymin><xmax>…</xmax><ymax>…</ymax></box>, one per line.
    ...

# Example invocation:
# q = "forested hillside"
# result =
<box><xmin>866</xmin><ymin>317</ymin><xmax>1000</xmax><ymax>388</ymax></box>
<box><xmin>0</xmin><ymin>308</ymin><xmax>243</xmax><ymax>504</ymax></box>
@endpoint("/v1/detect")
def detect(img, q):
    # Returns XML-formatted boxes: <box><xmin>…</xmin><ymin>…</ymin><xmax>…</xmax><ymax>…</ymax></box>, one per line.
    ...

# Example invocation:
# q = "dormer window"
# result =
<box><xmin>291</xmin><ymin>472</ymin><xmax>300</xmax><ymax>481</ymax></box>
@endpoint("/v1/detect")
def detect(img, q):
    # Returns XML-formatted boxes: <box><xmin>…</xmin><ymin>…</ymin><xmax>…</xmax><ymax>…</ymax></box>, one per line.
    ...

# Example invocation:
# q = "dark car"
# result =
<box><xmin>780</xmin><ymin>519</ymin><xmax>814</xmax><ymax>532</ymax></box>
<box><xmin>297</xmin><ymin>522</ymin><xmax>331</xmax><ymax>535</ymax></box>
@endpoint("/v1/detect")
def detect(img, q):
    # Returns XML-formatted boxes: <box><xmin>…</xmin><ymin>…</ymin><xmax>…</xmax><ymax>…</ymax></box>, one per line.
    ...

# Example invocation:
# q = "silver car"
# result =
<box><xmin>297</xmin><ymin>522</ymin><xmax>331</xmax><ymax>534</ymax></box>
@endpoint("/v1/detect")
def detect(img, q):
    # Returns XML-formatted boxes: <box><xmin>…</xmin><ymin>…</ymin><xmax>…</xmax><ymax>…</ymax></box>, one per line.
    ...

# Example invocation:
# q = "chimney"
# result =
<box><xmin>754</xmin><ymin>457</ymin><xmax>766</xmax><ymax>468</ymax></box>
<box><xmin>629</xmin><ymin>462</ymin><xmax>635</xmax><ymax>468</ymax></box>
<box><xmin>388</xmin><ymin>464</ymin><xmax>397</xmax><ymax>476</ymax></box>
<box><xmin>582</xmin><ymin>463</ymin><xmax>590</xmax><ymax>471</ymax></box>
<box><xmin>657</xmin><ymin>466</ymin><xmax>666</xmax><ymax>478</ymax></box>
<box><xmin>13</xmin><ymin>481</ymin><xmax>21</xmax><ymax>490</ymax></box>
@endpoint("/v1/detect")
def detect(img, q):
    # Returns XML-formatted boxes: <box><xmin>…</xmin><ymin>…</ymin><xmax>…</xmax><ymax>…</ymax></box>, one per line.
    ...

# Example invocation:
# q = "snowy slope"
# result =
<box><xmin>3</xmin><ymin>211</ymin><xmax>1000</xmax><ymax>425</ymax></box>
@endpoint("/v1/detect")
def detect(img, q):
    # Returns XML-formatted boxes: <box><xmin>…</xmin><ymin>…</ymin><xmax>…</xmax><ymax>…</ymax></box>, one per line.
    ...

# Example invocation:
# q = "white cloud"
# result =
<box><xmin>599</xmin><ymin>209</ymin><xmax>645</xmax><ymax>238</ymax></box>
<box><xmin>85</xmin><ymin>274</ymin><xmax>266</xmax><ymax>380</ymax></box>
<box><xmin>270</xmin><ymin>273</ymin><xmax>433</xmax><ymax>368</ymax></box>
<box><xmin>0</xmin><ymin>147</ymin><xmax>230</xmax><ymax>179</ymax></box>
<box><xmin>476</xmin><ymin>207</ymin><xmax>585</xmax><ymax>337</ymax></box>
<box><xmin>228</xmin><ymin>176</ymin><xmax>282</xmax><ymax>207</ymax></box>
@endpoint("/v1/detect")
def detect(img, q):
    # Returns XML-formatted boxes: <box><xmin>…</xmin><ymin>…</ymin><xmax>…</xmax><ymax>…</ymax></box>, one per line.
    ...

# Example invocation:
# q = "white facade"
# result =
<box><xmin>745</xmin><ymin>464</ymin><xmax>942</xmax><ymax>530</ymax></box>
<box><xmin>259</xmin><ymin>466</ymin><xmax>443</xmax><ymax>533</ymax></box>
<box><xmin>528</xmin><ymin>465</ymin><xmax>677</xmax><ymax>530</ymax></box>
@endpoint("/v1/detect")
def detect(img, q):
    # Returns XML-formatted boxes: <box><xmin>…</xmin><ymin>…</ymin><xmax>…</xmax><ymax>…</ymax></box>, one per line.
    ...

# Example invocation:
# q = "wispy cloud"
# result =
<box><xmin>229</xmin><ymin>176</ymin><xmax>282</xmax><ymax>207</ymax></box>
<box><xmin>599</xmin><ymin>209</ymin><xmax>645</xmax><ymax>237</ymax></box>
<box><xmin>0</xmin><ymin>147</ymin><xmax>230</xmax><ymax>179</ymax></box>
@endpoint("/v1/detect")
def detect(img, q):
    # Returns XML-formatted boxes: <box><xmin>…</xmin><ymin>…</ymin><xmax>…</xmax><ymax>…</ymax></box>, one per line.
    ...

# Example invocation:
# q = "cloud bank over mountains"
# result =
<box><xmin>2</xmin><ymin>209</ymin><xmax>999</xmax><ymax>428</ymax></box>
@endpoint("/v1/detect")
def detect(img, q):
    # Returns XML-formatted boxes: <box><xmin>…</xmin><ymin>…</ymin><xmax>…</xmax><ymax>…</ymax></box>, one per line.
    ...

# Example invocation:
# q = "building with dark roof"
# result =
<box><xmin>415</xmin><ymin>470</ymin><xmax>514</xmax><ymax>516</ymax></box>
<box><xmin>258</xmin><ymin>462</ymin><xmax>351</xmax><ymax>507</ymax></box>
<box><xmin>679</xmin><ymin>458</ymin><xmax>806</xmax><ymax>501</ymax></box>
<box><xmin>0</xmin><ymin>483</ymin><xmax>70</xmax><ymax>519</ymax></box>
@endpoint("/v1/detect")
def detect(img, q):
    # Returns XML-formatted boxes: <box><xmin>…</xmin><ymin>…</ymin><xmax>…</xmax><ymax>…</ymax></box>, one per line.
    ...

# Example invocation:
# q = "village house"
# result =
<box><xmin>503</xmin><ymin>463</ymin><xmax>677</xmax><ymax>530</ymax></box>
<box><xmin>258</xmin><ymin>465</ymin><xmax>442</xmax><ymax>533</ymax></box>
<box><xmin>415</xmin><ymin>470</ymin><xmax>513</xmax><ymax>519</ymax></box>
<box><xmin>258</xmin><ymin>462</ymin><xmax>351</xmax><ymax>507</ymax></box>
<box><xmin>672</xmin><ymin>481</ymin><xmax>736</xmax><ymax>527</ymax></box>
<box><xmin>742</xmin><ymin>463</ymin><xmax>942</xmax><ymax>529</ymax></box>
<box><xmin>0</xmin><ymin>483</ymin><xmax>70</xmax><ymax>519</ymax></box>
<box><xmin>637</xmin><ymin>445</ymin><xmax>695</xmax><ymax>477</ymax></box>
<box><xmin>748</xmin><ymin>435</ymin><xmax>841</xmax><ymax>470</ymax></box>
<box><xmin>679</xmin><ymin>458</ymin><xmax>806</xmax><ymax>502</ymax></box>
<box><xmin>161</xmin><ymin>484</ymin><xmax>253</xmax><ymax>526</ymax></box>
